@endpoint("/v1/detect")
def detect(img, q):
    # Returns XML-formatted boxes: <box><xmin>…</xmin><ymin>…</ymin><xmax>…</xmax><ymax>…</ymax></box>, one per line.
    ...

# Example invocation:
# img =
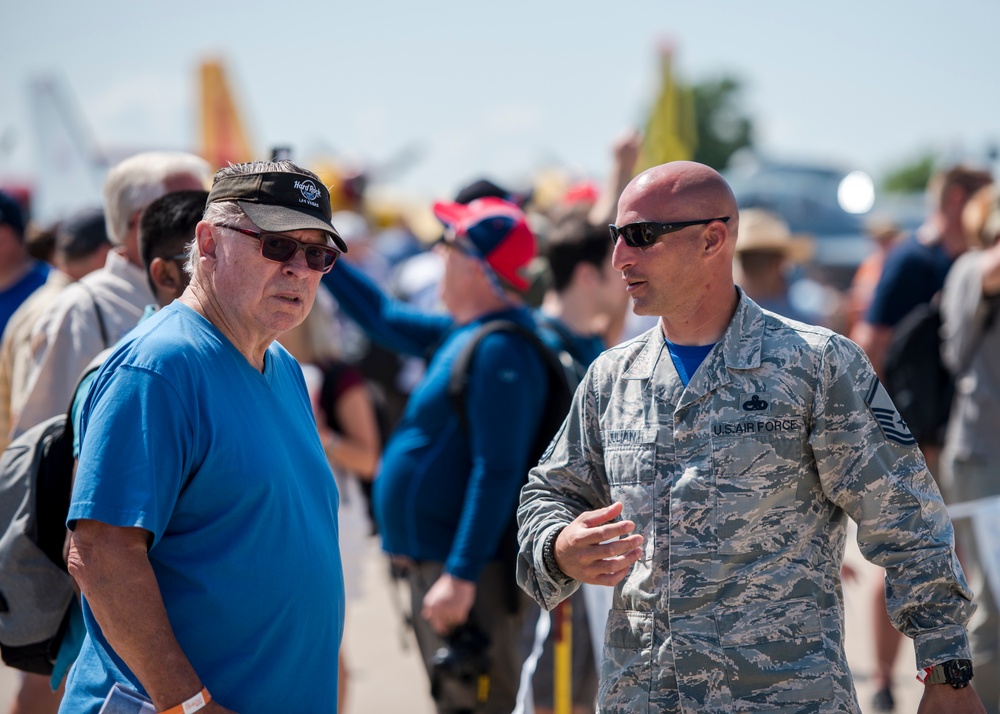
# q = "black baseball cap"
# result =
<box><xmin>454</xmin><ymin>178</ymin><xmax>533</xmax><ymax>209</ymax></box>
<box><xmin>57</xmin><ymin>207</ymin><xmax>110</xmax><ymax>260</ymax></box>
<box><xmin>206</xmin><ymin>170</ymin><xmax>348</xmax><ymax>253</ymax></box>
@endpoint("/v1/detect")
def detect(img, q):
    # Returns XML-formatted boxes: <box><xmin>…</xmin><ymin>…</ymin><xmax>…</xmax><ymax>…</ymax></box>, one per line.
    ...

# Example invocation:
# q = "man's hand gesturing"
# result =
<box><xmin>555</xmin><ymin>502</ymin><xmax>644</xmax><ymax>586</ymax></box>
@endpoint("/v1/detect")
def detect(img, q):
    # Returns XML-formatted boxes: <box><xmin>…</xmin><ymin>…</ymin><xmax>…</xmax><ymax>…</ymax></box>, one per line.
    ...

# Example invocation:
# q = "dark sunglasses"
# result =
<box><xmin>609</xmin><ymin>216</ymin><xmax>730</xmax><ymax>248</ymax></box>
<box><xmin>433</xmin><ymin>233</ymin><xmax>481</xmax><ymax>259</ymax></box>
<box><xmin>217</xmin><ymin>224</ymin><xmax>340</xmax><ymax>273</ymax></box>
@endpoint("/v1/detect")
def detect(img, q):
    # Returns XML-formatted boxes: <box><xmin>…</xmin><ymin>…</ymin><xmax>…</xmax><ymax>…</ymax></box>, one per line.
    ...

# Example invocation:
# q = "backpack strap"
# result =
<box><xmin>79</xmin><ymin>283</ymin><xmax>109</xmax><ymax>349</ymax></box>
<box><xmin>448</xmin><ymin>320</ymin><xmax>567</xmax><ymax>435</ymax></box>
<box><xmin>535</xmin><ymin>315</ymin><xmax>589</xmax><ymax>383</ymax></box>
<box><xmin>537</xmin><ymin>314</ymin><xmax>577</xmax><ymax>353</ymax></box>
<box><xmin>446</xmin><ymin>319</ymin><xmax>572</xmax><ymax>614</ymax></box>
<box><xmin>63</xmin><ymin>347</ymin><xmax>116</xmax><ymax>445</ymax></box>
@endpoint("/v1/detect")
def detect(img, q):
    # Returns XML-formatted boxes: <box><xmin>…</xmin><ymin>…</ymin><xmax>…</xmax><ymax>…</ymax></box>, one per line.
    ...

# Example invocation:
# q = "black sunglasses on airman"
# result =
<box><xmin>608</xmin><ymin>216</ymin><xmax>730</xmax><ymax>248</ymax></box>
<box><xmin>217</xmin><ymin>224</ymin><xmax>341</xmax><ymax>273</ymax></box>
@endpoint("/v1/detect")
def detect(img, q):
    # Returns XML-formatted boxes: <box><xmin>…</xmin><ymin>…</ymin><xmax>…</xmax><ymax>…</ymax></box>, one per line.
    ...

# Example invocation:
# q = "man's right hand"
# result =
<box><xmin>554</xmin><ymin>502</ymin><xmax>643</xmax><ymax>586</ymax></box>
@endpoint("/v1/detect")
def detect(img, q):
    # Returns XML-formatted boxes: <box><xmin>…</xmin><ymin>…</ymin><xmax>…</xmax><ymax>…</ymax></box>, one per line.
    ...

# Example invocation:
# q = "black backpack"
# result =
<box><xmin>448</xmin><ymin>320</ymin><xmax>579</xmax><ymax>470</ymax></box>
<box><xmin>882</xmin><ymin>302</ymin><xmax>952</xmax><ymax>446</ymax></box>
<box><xmin>448</xmin><ymin>320</ymin><xmax>580</xmax><ymax>612</ymax></box>
<box><xmin>883</xmin><ymin>297</ymin><xmax>1000</xmax><ymax>446</ymax></box>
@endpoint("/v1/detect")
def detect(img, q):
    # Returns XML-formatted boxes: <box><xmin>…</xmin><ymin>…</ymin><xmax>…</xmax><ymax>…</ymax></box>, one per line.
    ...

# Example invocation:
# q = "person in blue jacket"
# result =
<box><xmin>323</xmin><ymin>196</ymin><xmax>549</xmax><ymax>714</ymax></box>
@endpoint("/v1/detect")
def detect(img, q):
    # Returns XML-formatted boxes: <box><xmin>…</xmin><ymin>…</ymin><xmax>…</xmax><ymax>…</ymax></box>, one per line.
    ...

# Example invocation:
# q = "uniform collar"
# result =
<box><xmin>624</xmin><ymin>289</ymin><xmax>766</xmax><ymax>378</ymax></box>
<box><xmin>622</xmin><ymin>288</ymin><xmax>768</xmax><ymax>408</ymax></box>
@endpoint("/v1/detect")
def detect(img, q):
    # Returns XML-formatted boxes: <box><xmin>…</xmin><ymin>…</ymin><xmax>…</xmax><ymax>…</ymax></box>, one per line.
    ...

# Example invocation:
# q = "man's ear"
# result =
<box><xmin>194</xmin><ymin>221</ymin><xmax>217</xmax><ymax>267</ymax></box>
<box><xmin>149</xmin><ymin>257</ymin><xmax>182</xmax><ymax>293</ymax></box>
<box><xmin>703</xmin><ymin>220</ymin><xmax>729</xmax><ymax>257</ymax></box>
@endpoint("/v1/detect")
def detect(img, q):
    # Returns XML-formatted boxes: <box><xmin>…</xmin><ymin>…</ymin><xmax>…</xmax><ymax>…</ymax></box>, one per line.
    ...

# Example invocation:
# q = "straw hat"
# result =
<box><xmin>976</xmin><ymin>183</ymin><xmax>1000</xmax><ymax>247</ymax></box>
<box><xmin>734</xmin><ymin>208</ymin><xmax>814</xmax><ymax>263</ymax></box>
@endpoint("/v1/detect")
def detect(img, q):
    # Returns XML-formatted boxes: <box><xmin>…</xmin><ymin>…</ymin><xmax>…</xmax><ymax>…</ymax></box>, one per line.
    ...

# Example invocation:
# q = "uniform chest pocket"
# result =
<box><xmin>602</xmin><ymin>428</ymin><xmax>657</xmax><ymax>485</ymax></box>
<box><xmin>712</xmin><ymin>430</ymin><xmax>804</xmax><ymax>555</ymax></box>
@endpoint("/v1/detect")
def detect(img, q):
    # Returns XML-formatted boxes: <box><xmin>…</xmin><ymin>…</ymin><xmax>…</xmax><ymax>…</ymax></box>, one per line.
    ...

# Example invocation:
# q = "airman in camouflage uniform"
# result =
<box><xmin>516</xmin><ymin>161</ymin><xmax>983</xmax><ymax>713</ymax></box>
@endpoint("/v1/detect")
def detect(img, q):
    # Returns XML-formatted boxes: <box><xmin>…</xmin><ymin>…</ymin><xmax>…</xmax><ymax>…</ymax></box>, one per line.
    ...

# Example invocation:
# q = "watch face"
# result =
<box><xmin>944</xmin><ymin>659</ymin><xmax>974</xmax><ymax>685</ymax></box>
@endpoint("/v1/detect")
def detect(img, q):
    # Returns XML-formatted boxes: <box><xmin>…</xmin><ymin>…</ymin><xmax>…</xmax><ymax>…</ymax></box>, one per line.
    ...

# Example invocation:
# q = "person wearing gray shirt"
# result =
<box><xmin>940</xmin><ymin>184</ymin><xmax>1000</xmax><ymax>714</ymax></box>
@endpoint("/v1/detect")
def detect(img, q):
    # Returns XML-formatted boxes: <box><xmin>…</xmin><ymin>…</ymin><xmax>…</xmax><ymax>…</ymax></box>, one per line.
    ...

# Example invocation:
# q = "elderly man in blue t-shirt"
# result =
<box><xmin>63</xmin><ymin>161</ymin><xmax>349</xmax><ymax>714</ymax></box>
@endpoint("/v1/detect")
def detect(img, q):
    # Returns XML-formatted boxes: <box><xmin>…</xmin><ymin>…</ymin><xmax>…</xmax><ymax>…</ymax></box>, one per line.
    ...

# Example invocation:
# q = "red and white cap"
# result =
<box><xmin>433</xmin><ymin>197</ymin><xmax>536</xmax><ymax>291</ymax></box>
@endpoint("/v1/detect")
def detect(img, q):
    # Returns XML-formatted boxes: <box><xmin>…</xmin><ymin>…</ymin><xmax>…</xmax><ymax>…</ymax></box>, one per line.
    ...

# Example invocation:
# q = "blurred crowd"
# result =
<box><xmin>0</xmin><ymin>135</ymin><xmax>998</xmax><ymax>714</ymax></box>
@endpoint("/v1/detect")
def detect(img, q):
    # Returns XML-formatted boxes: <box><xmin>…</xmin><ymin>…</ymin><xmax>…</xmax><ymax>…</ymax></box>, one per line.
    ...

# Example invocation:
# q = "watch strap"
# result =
<box><xmin>917</xmin><ymin>659</ymin><xmax>973</xmax><ymax>688</ymax></box>
<box><xmin>542</xmin><ymin>527</ymin><xmax>566</xmax><ymax>579</ymax></box>
<box><xmin>921</xmin><ymin>665</ymin><xmax>947</xmax><ymax>685</ymax></box>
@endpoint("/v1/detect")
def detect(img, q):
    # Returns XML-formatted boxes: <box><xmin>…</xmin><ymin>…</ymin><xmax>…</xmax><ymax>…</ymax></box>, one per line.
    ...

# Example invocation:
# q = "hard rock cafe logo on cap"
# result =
<box><xmin>294</xmin><ymin>179</ymin><xmax>321</xmax><ymax>204</ymax></box>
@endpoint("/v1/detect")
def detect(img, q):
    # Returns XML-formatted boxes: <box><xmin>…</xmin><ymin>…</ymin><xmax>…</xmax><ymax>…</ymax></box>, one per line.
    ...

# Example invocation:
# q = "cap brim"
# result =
<box><xmin>432</xmin><ymin>201</ymin><xmax>471</xmax><ymax>229</ymax></box>
<box><xmin>240</xmin><ymin>201</ymin><xmax>348</xmax><ymax>253</ymax></box>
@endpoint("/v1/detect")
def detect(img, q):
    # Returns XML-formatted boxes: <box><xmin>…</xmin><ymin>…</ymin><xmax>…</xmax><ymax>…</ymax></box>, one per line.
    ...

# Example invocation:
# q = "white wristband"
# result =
<box><xmin>158</xmin><ymin>686</ymin><xmax>211</xmax><ymax>714</ymax></box>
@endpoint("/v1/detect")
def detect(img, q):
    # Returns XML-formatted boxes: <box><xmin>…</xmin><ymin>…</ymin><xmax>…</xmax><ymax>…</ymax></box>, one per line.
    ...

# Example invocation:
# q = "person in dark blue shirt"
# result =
<box><xmin>323</xmin><ymin>196</ymin><xmax>550</xmax><ymax>714</ymax></box>
<box><xmin>855</xmin><ymin>165</ymin><xmax>991</xmax><ymax>378</ymax></box>
<box><xmin>851</xmin><ymin>163</ymin><xmax>991</xmax><ymax>713</ymax></box>
<box><xmin>0</xmin><ymin>191</ymin><xmax>49</xmax><ymax>336</ymax></box>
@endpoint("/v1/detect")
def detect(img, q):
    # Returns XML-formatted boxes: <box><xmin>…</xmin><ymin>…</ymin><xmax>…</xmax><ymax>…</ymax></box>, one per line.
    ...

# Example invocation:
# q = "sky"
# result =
<box><xmin>2</xmin><ymin>0</ymin><xmax>998</xmax><ymax>221</ymax></box>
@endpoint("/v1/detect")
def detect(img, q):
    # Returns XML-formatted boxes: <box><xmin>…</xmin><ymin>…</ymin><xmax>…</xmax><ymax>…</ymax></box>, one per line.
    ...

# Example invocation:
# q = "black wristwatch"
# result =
<box><xmin>923</xmin><ymin>659</ymin><xmax>974</xmax><ymax>688</ymax></box>
<box><xmin>542</xmin><ymin>527</ymin><xmax>566</xmax><ymax>578</ymax></box>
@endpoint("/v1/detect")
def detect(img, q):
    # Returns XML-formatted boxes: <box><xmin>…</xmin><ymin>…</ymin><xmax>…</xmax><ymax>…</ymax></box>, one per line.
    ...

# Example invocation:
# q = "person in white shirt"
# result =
<box><xmin>13</xmin><ymin>151</ymin><xmax>210</xmax><ymax>439</ymax></box>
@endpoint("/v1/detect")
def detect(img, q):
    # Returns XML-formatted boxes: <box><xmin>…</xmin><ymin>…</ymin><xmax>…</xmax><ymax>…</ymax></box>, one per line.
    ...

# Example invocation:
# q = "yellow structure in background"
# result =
<box><xmin>553</xmin><ymin>600</ymin><xmax>572</xmax><ymax>714</ymax></box>
<box><xmin>198</xmin><ymin>59</ymin><xmax>254</xmax><ymax>170</ymax></box>
<box><xmin>638</xmin><ymin>45</ymin><xmax>697</xmax><ymax>171</ymax></box>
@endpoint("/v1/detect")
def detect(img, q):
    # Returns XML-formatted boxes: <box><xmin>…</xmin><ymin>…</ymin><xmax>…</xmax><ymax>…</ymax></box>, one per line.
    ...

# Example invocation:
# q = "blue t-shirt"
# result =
<box><xmin>0</xmin><ymin>260</ymin><xmax>49</xmax><ymax>336</ymax></box>
<box><xmin>866</xmin><ymin>234</ymin><xmax>952</xmax><ymax>327</ymax></box>
<box><xmin>71</xmin><ymin>305</ymin><xmax>159</xmax><ymax>457</ymax></box>
<box><xmin>63</xmin><ymin>302</ymin><xmax>344</xmax><ymax>714</ymax></box>
<box><xmin>324</xmin><ymin>261</ymin><xmax>548</xmax><ymax>581</ymax></box>
<box><xmin>666</xmin><ymin>340</ymin><xmax>716</xmax><ymax>387</ymax></box>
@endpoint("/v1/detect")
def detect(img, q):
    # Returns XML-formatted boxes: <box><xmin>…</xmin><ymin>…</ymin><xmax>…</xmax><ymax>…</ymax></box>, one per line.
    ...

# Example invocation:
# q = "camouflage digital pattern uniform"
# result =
<box><xmin>517</xmin><ymin>292</ymin><xmax>974</xmax><ymax>713</ymax></box>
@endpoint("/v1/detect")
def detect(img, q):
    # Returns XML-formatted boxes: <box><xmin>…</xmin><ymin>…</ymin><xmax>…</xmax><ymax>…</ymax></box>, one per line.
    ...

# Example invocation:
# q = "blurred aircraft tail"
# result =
<box><xmin>638</xmin><ymin>45</ymin><xmax>697</xmax><ymax>170</ymax></box>
<box><xmin>28</xmin><ymin>76</ymin><xmax>108</xmax><ymax>222</ymax></box>
<box><xmin>198</xmin><ymin>59</ymin><xmax>254</xmax><ymax>169</ymax></box>
<box><xmin>23</xmin><ymin>61</ymin><xmax>255</xmax><ymax>222</ymax></box>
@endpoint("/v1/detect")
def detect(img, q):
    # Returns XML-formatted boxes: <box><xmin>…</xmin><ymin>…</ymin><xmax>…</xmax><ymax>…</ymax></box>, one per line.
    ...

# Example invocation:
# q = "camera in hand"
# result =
<box><xmin>430</xmin><ymin>624</ymin><xmax>491</xmax><ymax>706</ymax></box>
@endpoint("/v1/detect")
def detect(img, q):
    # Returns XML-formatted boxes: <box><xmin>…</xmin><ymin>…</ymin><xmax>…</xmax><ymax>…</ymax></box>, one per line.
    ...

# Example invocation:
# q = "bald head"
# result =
<box><xmin>612</xmin><ymin>162</ymin><xmax>741</xmax><ymax>340</ymax></box>
<box><xmin>619</xmin><ymin>162</ymin><xmax>738</xmax><ymax>234</ymax></box>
